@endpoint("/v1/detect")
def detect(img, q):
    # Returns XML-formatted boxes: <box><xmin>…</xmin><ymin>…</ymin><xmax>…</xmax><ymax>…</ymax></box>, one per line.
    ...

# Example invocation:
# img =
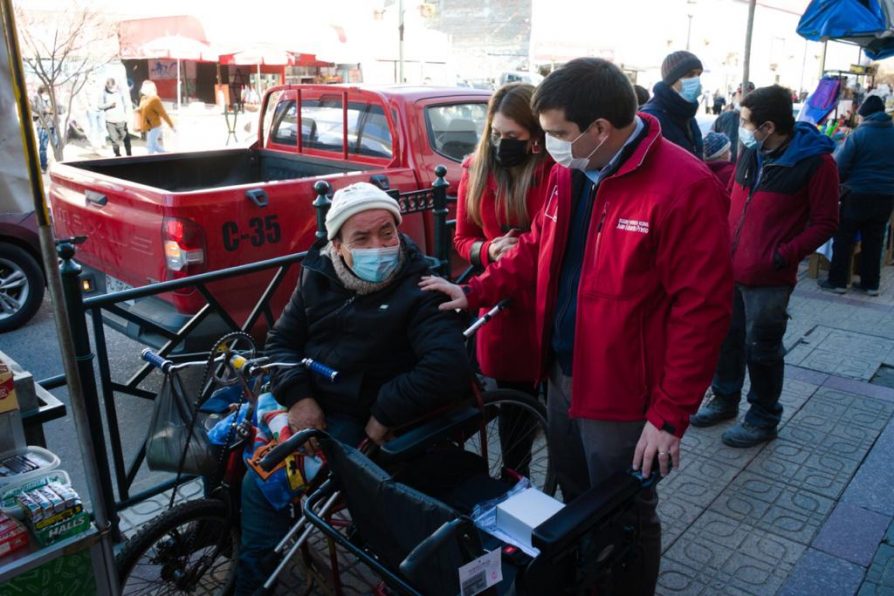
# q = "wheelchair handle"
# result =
<box><xmin>141</xmin><ymin>349</ymin><xmax>173</xmax><ymax>373</ymax></box>
<box><xmin>399</xmin><ymin>517</ymin><xmax>474</xmax><ymax>580</ymax></box>
<box><xmin>462</xmin><ymin>299</ymin><xmax>510</xmax><ymax>338</ymax></box>
<box><xmin>301</xmin><ymin>358</ymin><xmax>339</xmax><ymax>382</ymax></box>
<box><xmin>259</xmin><ymin>428</ymin><xmax>326</xmax><ymax>472</ymax></box>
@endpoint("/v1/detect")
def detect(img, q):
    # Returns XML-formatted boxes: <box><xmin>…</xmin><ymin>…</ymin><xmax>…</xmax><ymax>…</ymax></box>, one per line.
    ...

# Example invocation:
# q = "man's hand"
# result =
<box><xmin>632</xmin><ymin>421</ymin><xmax>680</xmax><ymax>479</ymax></box>
<box><xmin>287</xmin><ymin>398</ymin><xmax>326</xmax><ymax>453</ymax></box>
<box><xmin>419</xmin><ymin>276</ymin><xmax>469</xmax><ymax>311</ymax></box>
<box><xmin>488</xmin><ymin>229</ymin><xmax>520</xmax><ymax>261</ymax></box>
<box><xmin>365</xmin><ymin>416</ymin><xmax>390</xmax><ymax>445</ymax></box>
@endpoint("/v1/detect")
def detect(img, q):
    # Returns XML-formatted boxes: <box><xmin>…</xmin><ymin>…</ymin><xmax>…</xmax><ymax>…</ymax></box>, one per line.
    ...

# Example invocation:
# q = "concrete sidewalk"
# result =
<box><xmin>656</xmin><ymin>263</ymin><xmax>894</xmax><ymax>595</ymax></box>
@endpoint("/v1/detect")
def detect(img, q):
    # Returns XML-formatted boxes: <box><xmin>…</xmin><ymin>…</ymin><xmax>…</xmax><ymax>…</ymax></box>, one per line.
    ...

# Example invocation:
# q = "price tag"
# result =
<box><xmin>458</xmin><ymin>548</ymin><xmax>502</xmax><ymax>596</ymax></box>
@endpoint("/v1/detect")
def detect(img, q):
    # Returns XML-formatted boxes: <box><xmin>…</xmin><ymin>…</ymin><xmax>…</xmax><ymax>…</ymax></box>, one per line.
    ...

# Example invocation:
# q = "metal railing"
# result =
<box><xmin>39</xmin><ymin>166</ymin><xmax>457</xmax><ymax>535</ymax></box>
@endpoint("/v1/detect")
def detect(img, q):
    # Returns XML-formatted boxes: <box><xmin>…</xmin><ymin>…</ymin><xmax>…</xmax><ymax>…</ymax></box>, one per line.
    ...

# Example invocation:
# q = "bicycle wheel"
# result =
<box><xmin>117</xmin><ymin>498</ymin><xmax>239</xmax><ymax>595</ymax></box>
<box><xmin>463</xmin><ymin>389</ymin><xmax>557</xmax><ymax>496</ymax></box>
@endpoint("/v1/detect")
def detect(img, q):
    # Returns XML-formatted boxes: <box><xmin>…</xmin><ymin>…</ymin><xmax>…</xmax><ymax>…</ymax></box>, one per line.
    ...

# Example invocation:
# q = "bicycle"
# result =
<box><xmin>116</xmin><ymin>313</ymin><xmax>554</xmax><ymax>594</ymax></box>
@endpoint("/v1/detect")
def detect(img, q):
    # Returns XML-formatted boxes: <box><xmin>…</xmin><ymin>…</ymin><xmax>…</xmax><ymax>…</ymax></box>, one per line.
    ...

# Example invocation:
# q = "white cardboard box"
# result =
<box><xmin>495</xmin><ymin>488</ymin><xmax>565</xmax><ymax>549</ymax></box>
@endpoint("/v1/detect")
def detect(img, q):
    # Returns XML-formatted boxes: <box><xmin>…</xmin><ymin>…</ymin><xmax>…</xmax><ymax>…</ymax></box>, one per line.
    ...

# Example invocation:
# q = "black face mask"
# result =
<box><xmin>493</xmin><ymin>138</ymin><xmax>530</xmax><ymax>167</ymax></box>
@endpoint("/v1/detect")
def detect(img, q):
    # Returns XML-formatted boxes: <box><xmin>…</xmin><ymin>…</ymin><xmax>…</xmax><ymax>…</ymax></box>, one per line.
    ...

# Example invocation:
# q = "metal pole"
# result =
<box><xmin>313</xmin><ymin>180</ymin><xmax>333</xmax><ymax>244</ymax></box>
<box><xmin>0</xmin><ymin>2</ymin><xmax>120</xmax><ymax>593</ymax></box>
<box><xmin>686</xmin><ymin>15</ymin><xmax>693</xmax><ymax>51</ymax></box>
<box><xmin>398</xmin><ymin>0</ymin><xmax>405</xmax><ymax>83</ymax></box>
<box><xmin>176</xmin><ymin>57</ymin><xmax>181</xmax><ymax>111</ymax></box>
<box><xmin>431</xmin><ymin>165</ymin><xmax>449</xmax><ymax>275</ymax></box>
<box><xmin>742</xmin><ymin>0</ymin><xmax>757</xmax><ymax>97</ymax></box>
<box><xmin>819</xmin><ymin>40</ymin><xmax>828</xmax><ymax>79</ymax></box>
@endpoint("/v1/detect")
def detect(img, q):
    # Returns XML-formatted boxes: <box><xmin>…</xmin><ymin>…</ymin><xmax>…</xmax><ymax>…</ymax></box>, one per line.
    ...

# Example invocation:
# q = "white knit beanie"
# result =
<box><xmin>325</xmin><ymin>183</ymin><xmax>403</xmax><ymax>240</ymax></box>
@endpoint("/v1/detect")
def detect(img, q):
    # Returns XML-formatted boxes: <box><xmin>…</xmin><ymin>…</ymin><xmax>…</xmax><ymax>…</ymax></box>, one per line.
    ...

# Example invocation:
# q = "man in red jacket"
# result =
<box><xmin>421</xmin><ymin>57</ymin><xmax>732</xmax><ymax>593</ymax></box>
<box><xmin>690</xmin><ymin>85</ymin><xmax>839</xmax><ymax>447</ymax></box>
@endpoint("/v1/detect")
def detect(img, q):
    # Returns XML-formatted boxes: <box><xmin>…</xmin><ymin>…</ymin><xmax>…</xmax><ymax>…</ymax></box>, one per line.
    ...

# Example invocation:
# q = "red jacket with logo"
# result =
<box><xmin>729</xmin><ymin>123</ymin><xmax>840</xmax><ymax>287</ymax></box>
<box><xmin>454</xmin><ymin>156</ymin><xmax>553</xmax><ymax>382</ymax></box>
<box><xmin>465</xmin><ymin>114</ymin><xmax>733</xmax><ymax>436</ymax></box>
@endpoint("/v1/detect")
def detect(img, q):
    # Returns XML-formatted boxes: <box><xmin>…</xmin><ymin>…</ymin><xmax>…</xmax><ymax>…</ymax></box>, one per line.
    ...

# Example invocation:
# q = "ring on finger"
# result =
<box><xmin>658</xmin><ymin>451</ymin><xmax>668</xmax><ymax>456</ymax></box>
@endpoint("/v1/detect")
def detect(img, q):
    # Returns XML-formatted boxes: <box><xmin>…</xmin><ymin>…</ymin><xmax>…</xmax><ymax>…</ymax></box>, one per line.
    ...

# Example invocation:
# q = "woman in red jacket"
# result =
<box><xmin>454</xmin><ymin>82</ymin><xmax>553</xmax><ymax>473</ymax></box>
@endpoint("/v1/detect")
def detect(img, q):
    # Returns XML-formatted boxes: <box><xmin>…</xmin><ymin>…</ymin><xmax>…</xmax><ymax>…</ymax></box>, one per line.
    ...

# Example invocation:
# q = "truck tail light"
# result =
<box><xmin>162</xmin><ymin>217</ymin><xmax>206</xmax><ymax>276</ymax></box>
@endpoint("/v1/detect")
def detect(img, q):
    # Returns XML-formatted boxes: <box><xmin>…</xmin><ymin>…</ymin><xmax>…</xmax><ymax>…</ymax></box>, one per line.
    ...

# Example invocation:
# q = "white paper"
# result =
<box><xmin>458</xmin><ymin>548</ymin><xmax>502</xmax><ymax>596</ymax></box>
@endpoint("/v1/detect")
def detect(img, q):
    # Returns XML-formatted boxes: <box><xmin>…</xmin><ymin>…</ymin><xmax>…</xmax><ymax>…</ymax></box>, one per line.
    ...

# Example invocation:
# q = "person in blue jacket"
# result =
<box><xmin>821</xmin><ymin>95</ymin><xmax>894</xmax><ymax>296</ymax></box>
<box><xmin>641</xmin><ymin>50</ymin><xmax>704</xmax><ymax>157</ymax></box>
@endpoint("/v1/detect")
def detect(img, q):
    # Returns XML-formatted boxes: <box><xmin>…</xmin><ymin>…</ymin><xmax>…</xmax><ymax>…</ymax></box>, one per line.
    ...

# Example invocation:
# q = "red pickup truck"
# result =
<box><xmin>49</xmin><ymin>85</ymin><xmax>489</xmax><ymax>346</ymax></box>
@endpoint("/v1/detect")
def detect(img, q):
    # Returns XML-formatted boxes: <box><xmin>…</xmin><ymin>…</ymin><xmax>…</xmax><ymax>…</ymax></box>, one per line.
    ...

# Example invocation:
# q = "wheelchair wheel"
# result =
<box><xmin>116</xmin><ymin>498</ymin><xmax>238</xmax><ymax>595</ymax></box>
<box><xmin>465</xmin><ymin>389</ymin><xmax>557</xmax><ymax>496</ymax></box>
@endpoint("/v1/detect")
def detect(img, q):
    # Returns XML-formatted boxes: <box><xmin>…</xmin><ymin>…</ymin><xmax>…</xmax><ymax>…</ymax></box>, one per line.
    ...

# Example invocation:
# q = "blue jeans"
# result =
<box><xmin>235</xmin><ymin>414</ymin><xmax>366</xmax><ymax>596</ymax></box>
<box><xmin>146</xmin><ymin>126</ymin><xmax>165</xmax><ymax>153</ymax></box>
<box><xmin>711</xmin><ymin>285</ymin><xmax>792</xmax><ymax>429</ymax></box>
<box><xmin>37</xmin><ymin>127</ymin><xmax>57</xmax><ymax>170</ymax></box>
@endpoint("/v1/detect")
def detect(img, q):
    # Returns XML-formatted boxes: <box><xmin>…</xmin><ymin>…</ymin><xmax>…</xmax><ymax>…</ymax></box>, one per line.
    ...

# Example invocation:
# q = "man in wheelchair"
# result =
<box><xmin>236</xmin><ymin>182</ymin><xmax>473</xmax><ymax>594</ymax></box>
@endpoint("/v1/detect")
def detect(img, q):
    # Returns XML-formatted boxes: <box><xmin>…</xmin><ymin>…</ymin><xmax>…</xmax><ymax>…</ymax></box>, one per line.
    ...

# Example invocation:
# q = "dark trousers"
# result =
<box><xmin>711</xmin><ymin>284</ymin><xmax>792</xmax><ymax>429</ymax></box>
<box><xmin>547</xmin><ymin>365</ymin><xmax>660</xmax><ymax>595</ymax></box>
<box><xmin>37</xmin><ymin>127</ymin><xmax>57</xmax><ymax>170</ymax></box>
<box><xmin>106</xmin><ymin>121</ymin><xmax>132</xmax><ymax>156</ymax></box>
<box><xmin>829</xmin><ymin>192</ymin><xmax>894</xmax><ymax>290</ymax></box>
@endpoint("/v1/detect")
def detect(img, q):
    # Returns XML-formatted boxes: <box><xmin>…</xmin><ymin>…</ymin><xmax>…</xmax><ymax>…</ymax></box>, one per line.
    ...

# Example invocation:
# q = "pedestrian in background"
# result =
<box><xmin>641</xmin><ymin>50</ymin><xmax>705</xmax><ymax>157</ymax></box>
<box><xmin>713</xmin><ymin>104</ymin><xmax>741</xmax><ymax>162</ymax></box>
<box><xmin>634</xmin><ymin>84</ymin><xmax>650</xmax><ymax>107</ymax></box>
<box><xmin>703</xmin><ymin>131</ymin><xmax>735</xmax><ymax>188</ymax></box>
<box><xmin>820</xmin><ymin>95</ymin><xmax>894</xmax><ymax>296</ymax></box>
<box><xmin>422</xmin><ymin>58</ymin><xmax>732</xmax><ymax>594</ymax></box>
<box><xmin>31</xmin><ymin>85</ymin><xmax>56</xmax><ymax>172</ymax></box>
<box><xmin>99</xmin><ymin>78</ymin><xmax>132</xmax><ymax>157</ymax></box>
<box><xmin>137</xmin><ymin>80</ymin><xmax>174</xmax><ymax>154</ymax></box>
<box><xmin>454</xmin><ymin>82</ymin><xmax>553</xmax><ymax>473</ymax></box>
<box><xmin>692</xmin><ymin>85</ymin><xmax>839</xmax><ymax>447</ymax></box>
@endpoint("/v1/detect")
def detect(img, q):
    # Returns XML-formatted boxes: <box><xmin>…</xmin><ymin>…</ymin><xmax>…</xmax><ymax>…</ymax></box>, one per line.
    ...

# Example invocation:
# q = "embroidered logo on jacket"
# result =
<box><xmin>616</xmin><ymin>218</ymin><xmax>649</xmax><ymax>234</ymax></box>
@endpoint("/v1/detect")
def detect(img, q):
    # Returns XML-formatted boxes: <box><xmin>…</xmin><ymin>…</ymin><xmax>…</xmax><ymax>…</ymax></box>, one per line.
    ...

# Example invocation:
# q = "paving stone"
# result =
<box><xmin>660</xmin><ymin>511</ymin><xmax>805</xmax><ymax>596</ymax></box>
<box><xmin>826</xmin><ymin>374</ymin><xmax>894</xmax><ymax>404</ymax></box>
<box><xmin>747</xmin><ymin>439</ymin><xmax>861</xmax><ymax>499</ymax></box>
<box><xmin>843</xmin><ymin>424</ymin><xmax>894</xmax><ymax>516</ymax></box>
<box><xmin>778</xmin><ymin>549</ymin><xmax>866</xmax><ymax>596</ymax></box>
<box><xmin>709</xmin><ymin>470</ymin><xmax>835</xmax><ymax>545</ymax></box>
<box><xmin>813</xmin><ymin>502</ymin><xmax>892</xmax><ymax>567</ymax></box>
<box><xmin>860</xmin><ymin>543</ymin><xmax>894</xmax><ymax>594</ymax></box>
<box><xmin>886</xmin><ymin>520</ymin><xmax>894</xmax><ymax>545</ymax></box>
<box><xmin>659</xmin><ymin>455</ymin><xmax>739</xmax><ymax>508</ymax></box>
<box><xmin>681</xmin><ymin>424</ymin><xmax>763</xmax><ymax>470</ymax></box>
<box><xmin>658</xmin><ymin>495</ymin><xmax>703</xmax><ymax>554</ymax></box>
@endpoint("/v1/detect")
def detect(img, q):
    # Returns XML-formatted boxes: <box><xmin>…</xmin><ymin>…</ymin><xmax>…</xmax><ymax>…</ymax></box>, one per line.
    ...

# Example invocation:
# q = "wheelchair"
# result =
<box><xmin>260</xmin><ymin>422</ymin><xmax>663</xmax><ymax>596</ymax></box>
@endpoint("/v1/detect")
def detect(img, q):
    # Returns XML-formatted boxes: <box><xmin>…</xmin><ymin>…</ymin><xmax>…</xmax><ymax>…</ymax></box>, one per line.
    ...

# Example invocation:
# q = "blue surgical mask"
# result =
<box><xmin>679</xmin><ymin>77</ymin><xmax>702</xmax><ymax>103</ymax></box>
<box><xmin>738</xmin><ymin>123</ymin><xmax>766</xmax><ymax>150</ymax></box>
<box><xmin>349</xmin><ymin>244</ymin><xmax>400</xmax><ymax>283</ymax></box>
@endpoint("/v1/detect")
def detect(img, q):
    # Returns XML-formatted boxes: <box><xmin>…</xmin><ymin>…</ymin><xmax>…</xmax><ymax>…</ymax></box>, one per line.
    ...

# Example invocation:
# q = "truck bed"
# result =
<box><xmin>68</xmin><ymin>148</ymin><xmax>376</xmax><ymax>192</ymax></box>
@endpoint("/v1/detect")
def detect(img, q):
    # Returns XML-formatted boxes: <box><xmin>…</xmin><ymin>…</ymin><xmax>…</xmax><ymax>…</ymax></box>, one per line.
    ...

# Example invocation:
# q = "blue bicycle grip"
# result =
<box><xmin>302</xmin><ymin>358</ymin><xmax>339</xmax><ymax>382</ymax></box>
<box><xmin>141</xmin><ymin>348</ymin><xmax>172</xmax><ymax>372</ymax></box>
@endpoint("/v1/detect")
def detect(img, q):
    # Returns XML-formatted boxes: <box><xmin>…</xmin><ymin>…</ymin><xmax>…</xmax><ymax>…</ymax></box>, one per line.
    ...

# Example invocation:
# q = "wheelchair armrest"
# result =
<box><xmin>258</xmin><ymin>428</ymin><xmax>327</xmax><ymax>472</ymax></box>
<box><xmin>531</xmin><ymin>471</ymin><xmax>644</xmax><ymax>558</ymax></box>
<box><xmin>399</xmin><ymin>517</ymin><xmax>478</xmax><ymax>582</ymax></box>
<box><xmin>377</xmin><ymin>405</ymin><xmax>480</xmax><ymax>464</ymax></box>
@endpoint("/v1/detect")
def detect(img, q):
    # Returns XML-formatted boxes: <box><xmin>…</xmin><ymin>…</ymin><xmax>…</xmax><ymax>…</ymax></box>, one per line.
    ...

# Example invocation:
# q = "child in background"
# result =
<box><xmin>703</xmin><ymin>131</ymin><xmax>735</xmax><ymax>188</ymax></box>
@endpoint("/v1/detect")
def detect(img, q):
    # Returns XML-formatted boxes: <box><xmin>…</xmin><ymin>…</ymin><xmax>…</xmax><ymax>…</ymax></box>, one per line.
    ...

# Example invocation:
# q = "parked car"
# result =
<box><xmin>0</xmin><ymin>210</ymin><xmax>44</xmax><ymax>332</ymax></box>
<box><xmin>48</xmin><ymin>84</ymin><xmax>491</xmax><ymax>348</ymax></box>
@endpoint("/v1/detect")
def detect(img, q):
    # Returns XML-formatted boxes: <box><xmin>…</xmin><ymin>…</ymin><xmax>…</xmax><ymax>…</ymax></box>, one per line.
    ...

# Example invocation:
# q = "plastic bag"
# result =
<box><xmin>145</xmin><ymin>372</ymin><xmax>217</xmax><ymax>477</ymax></box>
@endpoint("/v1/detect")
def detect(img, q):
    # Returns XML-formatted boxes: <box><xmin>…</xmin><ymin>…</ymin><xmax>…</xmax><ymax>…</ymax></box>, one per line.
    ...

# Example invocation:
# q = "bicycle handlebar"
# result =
<box><xmin>140</xmin><ymin>348</ymin><xmax>173</xmax><ymax>373</ymax></box>
<box><xmin>462</xmin><ymin>299</ymin><xmax>510</xmax><ymax>338</ymax></box>
<box><xmin>140</xmin><ymin>349</ymin><xmax>340</xmax><ymax>382</ymax></box>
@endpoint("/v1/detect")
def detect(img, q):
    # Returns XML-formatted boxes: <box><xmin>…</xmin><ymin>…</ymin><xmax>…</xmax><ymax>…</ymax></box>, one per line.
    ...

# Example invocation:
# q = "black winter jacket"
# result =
<box><xmin>265</xmin><ymin>235</ymin><xmax>473</xmax><ymax>428</ymax></box>
<box><xmin>641</xmin><ymin>82</ymin><xmax>704</xmax><ymax>158</ymax></box>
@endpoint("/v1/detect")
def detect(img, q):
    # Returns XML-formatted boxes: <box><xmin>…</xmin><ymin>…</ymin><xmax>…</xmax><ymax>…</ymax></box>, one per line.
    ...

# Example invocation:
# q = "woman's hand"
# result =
<box><xmin>487</xmin><ymin>229</ymin><xmax>520</xmax><ymax>261</ymax></box>
<box><xmin>419</xmin><ymin>276</ymin><xmax>469</xmax><ymax>311</ymax></box>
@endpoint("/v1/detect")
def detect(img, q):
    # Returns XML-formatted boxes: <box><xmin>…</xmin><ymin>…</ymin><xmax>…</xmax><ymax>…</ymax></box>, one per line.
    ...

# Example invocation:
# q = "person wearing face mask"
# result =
<box><xmin>235</xmin><ymin>182</ymin><xmax>472</xmax><ymax>594</ymax></box>
<box><xmin>421</xmin><ymin>57</ymin><xmax>732</xmax><ymax>594</ymax></box>
<box><xmin>641</xmin><ymin>50</ymin><xmax>705</xmax><ymax>157</ymax></box>
<box><xmin>691</xmin><ymin>85</ymin><xmax>839</xmax><ymax>448</ymax></box>
<box><xmin>455</xmin><ymin>82</ymin><xmax>553</xmax><ymax>476</ymax></box>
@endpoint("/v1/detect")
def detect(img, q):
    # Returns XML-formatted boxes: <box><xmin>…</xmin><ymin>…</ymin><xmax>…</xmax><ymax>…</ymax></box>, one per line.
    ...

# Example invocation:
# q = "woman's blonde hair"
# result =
<box><xmin>465</xmin><ymin>83</ymin><xmax>547</xmax><ymax>229</ymax></box>
<box><xmin>140</xmin><ymin>80</ymin><xmax>157</xmax><ymax>96</ymax></box>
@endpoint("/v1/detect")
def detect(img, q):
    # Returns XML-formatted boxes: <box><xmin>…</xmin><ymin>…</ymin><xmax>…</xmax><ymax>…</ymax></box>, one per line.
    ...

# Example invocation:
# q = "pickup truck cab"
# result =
<box><xmin>49</xmin><ymin>85</ymin><xmax>490</xmax><ymax>347</ymax></box>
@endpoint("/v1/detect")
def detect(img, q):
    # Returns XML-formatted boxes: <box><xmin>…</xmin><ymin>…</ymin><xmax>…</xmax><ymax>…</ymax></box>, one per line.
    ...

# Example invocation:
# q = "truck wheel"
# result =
<box><xmin>0</xmin><ymin>243</ymin><xmax>45</xmax><ymax>332</ymax></box>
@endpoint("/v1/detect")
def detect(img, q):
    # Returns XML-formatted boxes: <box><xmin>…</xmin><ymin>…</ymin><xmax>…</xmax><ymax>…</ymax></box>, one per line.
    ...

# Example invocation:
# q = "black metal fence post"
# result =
<box><xmin>431</xmin><ymin>165</ymin><xmax>450</xmax><ymax>275</ymax></box>
<box><xmin>57</xmin><ymin>240</ymin><xmax>120</xmax><ymax>537</ymax></box>
<box><xmin>313</xmin><ymin>180</ymin><xmax>333</xmax><ymax>242</ymax></box>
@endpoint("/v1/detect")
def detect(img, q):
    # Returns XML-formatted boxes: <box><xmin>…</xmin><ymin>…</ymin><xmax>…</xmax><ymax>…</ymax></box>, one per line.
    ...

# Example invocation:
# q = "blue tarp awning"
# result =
<box><xmin>797</xmin><ymin>0</ymin><xmax>894</xmax><ymax>60</ymax></box>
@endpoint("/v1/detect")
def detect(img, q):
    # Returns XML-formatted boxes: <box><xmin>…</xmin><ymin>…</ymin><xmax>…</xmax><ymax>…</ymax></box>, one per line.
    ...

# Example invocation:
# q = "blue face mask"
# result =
<box><xmin>738</xmin><ymin>123</ymin><xmax>766</xmax><ymax>150</ymax></box>
<box><xmin>679</xmin><ymin>77</ymin><xmax>702</xmax><ymax>103</ymax></box>
<box><xmin>349</xmin><ymin>244</ymin><xmax>400</xmax><ymax>283</ymax></box>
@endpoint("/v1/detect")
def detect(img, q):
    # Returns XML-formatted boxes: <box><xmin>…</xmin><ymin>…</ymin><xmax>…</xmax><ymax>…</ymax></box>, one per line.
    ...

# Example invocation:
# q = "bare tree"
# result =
<box><xmin>15</xmin><ymin>4</ymin><xmax>117</xmax><ymax>161</ymax></box>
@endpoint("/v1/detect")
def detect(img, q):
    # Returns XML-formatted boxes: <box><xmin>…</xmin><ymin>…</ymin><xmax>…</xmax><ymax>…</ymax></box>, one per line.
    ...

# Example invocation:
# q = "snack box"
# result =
<box><xmin>0</xmin><ymin>361</ymin><xmax>18</xmax><ymax>414</ymax></box>
<box><xmin>0</xmin><ymin>470</ymin><xmax>71</xmax><ymax>520</ymax></box>
<box><xmin>0</xmin><ymin>513</ymin><xmax>28</xmax><ymax>558</ymax></box>
<box><xmin>0</xmin><ymin>446</ymin><xmax>61</xmax><ymax>487</ymax></box>
<box><xmin>29</xmin><ymin>509</ymin><xmax>89</xmax><ymax>547</ymax></box>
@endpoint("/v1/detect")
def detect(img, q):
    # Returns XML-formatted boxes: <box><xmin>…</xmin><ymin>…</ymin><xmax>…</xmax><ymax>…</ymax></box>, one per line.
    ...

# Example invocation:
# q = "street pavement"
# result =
<box><xmin>3</xmin><ymin>100</ymin><xmax>894</xmax><ymax>593</ymax></box>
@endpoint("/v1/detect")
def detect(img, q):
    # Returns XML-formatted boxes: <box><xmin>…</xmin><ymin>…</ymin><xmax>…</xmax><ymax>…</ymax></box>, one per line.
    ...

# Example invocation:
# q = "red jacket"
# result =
<box><xmin>454</xmin><ymin>156</ymin><xmax>553</xmax><ymax>382</ymax></box>
<box><xmin>708</xmin><ymin>160</ymin><xmax>735</xmax><ymax>189</ymax></box>
<box><xmin>465</xmin><ymin>114</ymin><xmax>733</xmax><ymax>436</ymax></box>
<box><xmin>729</xmin><ymin>123</ymin><xmax>840</xmax><ymax>287</ymax></box>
